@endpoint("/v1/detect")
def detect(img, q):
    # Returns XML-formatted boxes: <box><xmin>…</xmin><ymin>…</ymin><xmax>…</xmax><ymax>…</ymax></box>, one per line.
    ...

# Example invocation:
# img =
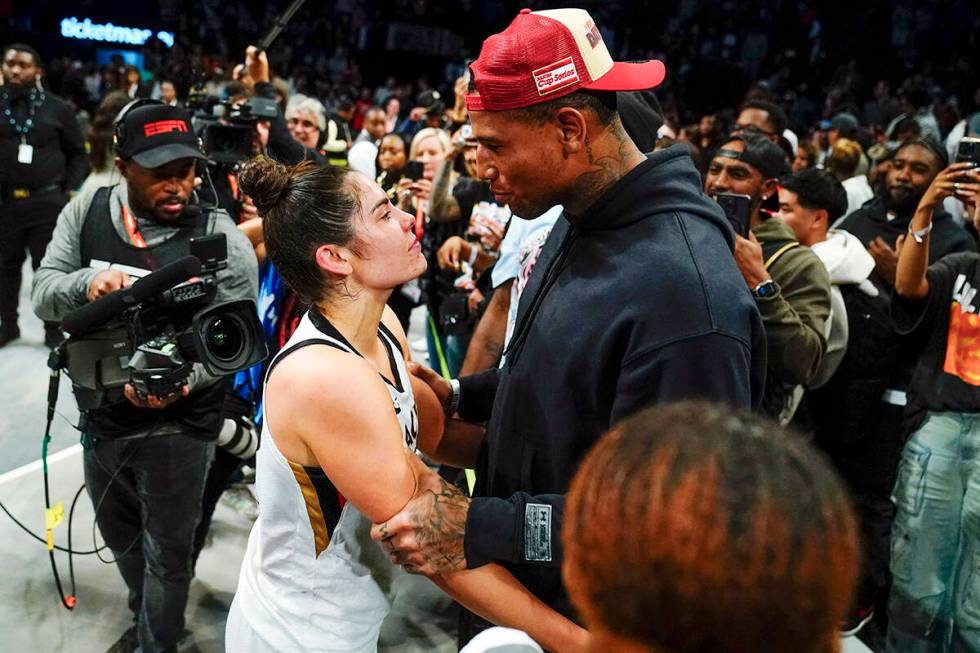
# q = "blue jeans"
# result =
<box><xmin>84</xmin><ymin>432</ymin><xmax>214</xmax><ymax>653</ymax></box>
<box><xmin>425</xmin><ymin>312</ymin><xmax>469</xmax><ymax>378</ymax></box>
<box><xmin>887</xmin><ymin>411</ymin><xmax>980</xmax><ymax>653</ymax></box>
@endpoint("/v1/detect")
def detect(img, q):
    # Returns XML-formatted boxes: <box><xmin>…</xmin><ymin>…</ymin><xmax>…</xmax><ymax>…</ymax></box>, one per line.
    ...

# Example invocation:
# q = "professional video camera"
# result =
<box><xmin>186</xmin><ymin>83</ymin><xmax>278</xmax><ymax>164</ymax></box>
<box><xmin>59</xmin><ymin>234</ymin><xmax>267</xmax><ymax>410</ymax></box>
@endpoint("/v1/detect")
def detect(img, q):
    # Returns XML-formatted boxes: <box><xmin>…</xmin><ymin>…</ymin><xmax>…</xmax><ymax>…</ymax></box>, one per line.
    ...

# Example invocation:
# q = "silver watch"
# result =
<box><xmin>448</xmin><ymin>378</ymin><xmax>461</xmax><ymax>416</ymax></box>
<box><xmin>909</xmin><ymin>221</ymin><xmax>933</xmax><ymax>244</ymax></box>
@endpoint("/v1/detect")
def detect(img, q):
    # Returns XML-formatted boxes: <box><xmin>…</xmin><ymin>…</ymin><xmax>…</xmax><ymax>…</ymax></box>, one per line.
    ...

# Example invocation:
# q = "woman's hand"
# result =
<box><xmin>918</xmin><ymin>162</ymin><xmax>980</xmax><ymax>211</ymax></box>
<box><xmin>409</xmin><ymin>178</ymin><xmax>433</xmax><ymax>201</ymax></box>
<box><xmin>245</xmin><ymin>45</ymin><xmax>270</xmax><ymax>84</ymax></box>
<box><xmin>467</xmin><ymin>288</ymin><xmax>485</xmax><ymax>314</ymax></box>
<box><xmin>396</xmin><ymin>177</ymin><xmax>415</xmax><ymax>209</ymax></box>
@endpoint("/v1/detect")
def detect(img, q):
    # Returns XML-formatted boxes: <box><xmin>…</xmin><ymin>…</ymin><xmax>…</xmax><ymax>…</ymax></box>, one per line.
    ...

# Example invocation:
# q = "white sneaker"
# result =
<box><xmin>221</xmin><ymin>484</ymin><xmax>259</xmax><ymax>521</ymax></box>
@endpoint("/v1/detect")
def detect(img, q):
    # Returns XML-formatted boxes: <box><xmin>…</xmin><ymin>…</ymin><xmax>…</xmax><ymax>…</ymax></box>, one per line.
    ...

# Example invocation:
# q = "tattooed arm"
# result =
<box><xmin>428</xmin><ymin>153</ymin><xmax>463</xmax><ymax>224</ymax></box>
<box><xmin>377</xmin><ymin>457</ymin><xmax>587</xmax><ymax>653</ymax></box>
<box><xmin>459</xmin><ymin>279</ymin><xmax>511</xmax><ymax>375</ymax></box>
<box><xmin>268</xmin><ymin>337</ymin><xmax>585</xmax><ymax>651</ymax></box>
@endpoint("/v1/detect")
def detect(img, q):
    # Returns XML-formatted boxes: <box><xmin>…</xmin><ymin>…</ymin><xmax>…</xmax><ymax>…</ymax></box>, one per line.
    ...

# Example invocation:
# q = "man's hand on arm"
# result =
<box><xmin>407</xmin><ymin>361</ymin><xmax>454</xmax><ymax>414</ymax></box>
<box><xmin>371</xmin><ymin>464</ymin><xmax>470</xmax><ymax>576</ymax></box>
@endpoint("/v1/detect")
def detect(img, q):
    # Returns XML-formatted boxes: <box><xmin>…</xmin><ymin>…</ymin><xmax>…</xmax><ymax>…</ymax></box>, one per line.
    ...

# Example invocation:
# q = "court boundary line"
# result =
<box><xmin>0</xmin><ymin>444</ymin><xmax>83</xmax><ymax>487</ymax></box>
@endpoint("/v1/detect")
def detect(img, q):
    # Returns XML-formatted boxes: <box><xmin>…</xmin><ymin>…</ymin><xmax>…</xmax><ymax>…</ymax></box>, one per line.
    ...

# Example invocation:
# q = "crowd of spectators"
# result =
<box><xmin>4</xmin><ymin>1</ymin><xmax>980</xmax><ymax>651</ymax></box>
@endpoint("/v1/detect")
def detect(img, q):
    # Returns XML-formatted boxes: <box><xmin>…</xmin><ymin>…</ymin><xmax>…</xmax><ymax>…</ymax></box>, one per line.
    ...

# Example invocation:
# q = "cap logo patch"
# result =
<box><xmin>144</xmin><ymin>120</ymin><xmax>188</xmax><ymax>137</ymax></box>
<box><xmin>532</xmin><ymin>57</ymin><xmax>580</xmax><ymax>97</ymax></box>
<box><xmin>584</xmin><ymin>20</ymin><xmax>602</xmax><ymax>48</ymax></box>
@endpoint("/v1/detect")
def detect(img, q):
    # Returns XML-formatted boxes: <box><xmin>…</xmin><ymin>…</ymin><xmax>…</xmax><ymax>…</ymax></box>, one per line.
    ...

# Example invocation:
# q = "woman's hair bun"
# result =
<box><xmin>238</xmin><ymin>155</ymin><xmax>294</xmax><ymax>216</ymax></box>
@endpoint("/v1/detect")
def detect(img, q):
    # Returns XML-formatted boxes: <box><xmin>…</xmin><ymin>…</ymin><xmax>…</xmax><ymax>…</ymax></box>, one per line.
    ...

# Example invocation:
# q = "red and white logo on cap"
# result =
<box><xmin>533</xmin><ymin>57</ymin><xmax>581</xmax><ymax>97</ymax></box>
<box><xmin>465</xmin><ymin>7</ymin><xmax>666</xmax><ymax>112</ymax></box>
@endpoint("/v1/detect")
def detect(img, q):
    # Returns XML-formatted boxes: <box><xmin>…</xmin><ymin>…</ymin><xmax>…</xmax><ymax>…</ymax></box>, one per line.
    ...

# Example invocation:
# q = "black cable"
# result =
<box><xmin>90</xmin><ymin>426</ymin><xmax>157</xmax><ymax>565</ymax></box>
<box><xmin>42</xmin><ymin>363</ymin><xmax>74</xmax><ymax>609</ymax></box>
<box><xmin>0</xmin><ymin>491</ymin><xmax>106</xmax><ymax>554</ymax></box>
<box><xmin>66</xmin><ymin>484</ymin><xmax>84</xmax><ymax>600</ymax></box>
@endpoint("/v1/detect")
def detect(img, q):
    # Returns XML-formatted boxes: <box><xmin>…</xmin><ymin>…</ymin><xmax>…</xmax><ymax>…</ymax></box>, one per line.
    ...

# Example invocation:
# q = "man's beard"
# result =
<box><xmin>884</xmin><ymin>185</ymin><xmax>922</xmax><ymax>215</ymax></box>
<box><xmin>4</xmin><ymin>81</ymin><xmax>32</xmax><ymax>97</ymax></box>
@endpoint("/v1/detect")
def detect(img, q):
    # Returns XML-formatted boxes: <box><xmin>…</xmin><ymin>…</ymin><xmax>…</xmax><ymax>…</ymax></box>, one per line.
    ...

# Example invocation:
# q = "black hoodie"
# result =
<box><xmin>457</xmin><ymin>145</ymin><xmax>766</xmax><ymax>632</ymax></box>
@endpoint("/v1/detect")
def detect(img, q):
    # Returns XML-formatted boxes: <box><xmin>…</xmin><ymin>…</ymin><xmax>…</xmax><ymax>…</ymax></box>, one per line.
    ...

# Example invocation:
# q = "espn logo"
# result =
<box><xmin>144</xmin><ymin>120</ymin><xmax>189</xmax><ymax>137</ymax></box>
<box><xmin>532</xmin><ymin>57</ymin><xmax>580</xmax><ymax>97</ymax></box>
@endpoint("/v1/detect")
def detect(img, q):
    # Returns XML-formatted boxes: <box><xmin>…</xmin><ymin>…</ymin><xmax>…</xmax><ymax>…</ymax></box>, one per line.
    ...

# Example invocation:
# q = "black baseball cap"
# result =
<box><xmin>717</xmin><ymin>133</ymin><xmax>791</xmax><ymax>180</ymax></box>
<box><xmin>416</xmin><ymin>89</ymin><xmax>445</xmax><ymax>116</ymax></box>
<box><xmin>116</xmin><ymin>104</ymin><xmax>206</xmax><ymax>168</ymax></box>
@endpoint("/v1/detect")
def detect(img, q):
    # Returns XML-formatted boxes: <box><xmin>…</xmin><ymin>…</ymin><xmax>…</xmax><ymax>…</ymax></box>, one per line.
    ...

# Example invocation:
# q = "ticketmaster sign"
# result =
<box><xmin>60</xmin><ymin>17</ymin><xmax>174</xmax><ymax>48</ymax></box>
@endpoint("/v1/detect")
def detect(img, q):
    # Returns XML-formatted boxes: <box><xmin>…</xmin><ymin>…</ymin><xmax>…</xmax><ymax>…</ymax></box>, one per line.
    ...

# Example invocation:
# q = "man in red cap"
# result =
<box><xmin>374</xmin><ymin>8</ymin><xmax>766</xmax><ymax>642</ymax></box>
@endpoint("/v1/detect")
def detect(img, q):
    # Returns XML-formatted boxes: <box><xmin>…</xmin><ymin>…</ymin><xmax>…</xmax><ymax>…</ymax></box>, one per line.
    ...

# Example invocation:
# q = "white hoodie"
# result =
<box><xmin>808</xmin><ymin>229</ymin><xmax>876</xmax><ymax>388</ymax></box>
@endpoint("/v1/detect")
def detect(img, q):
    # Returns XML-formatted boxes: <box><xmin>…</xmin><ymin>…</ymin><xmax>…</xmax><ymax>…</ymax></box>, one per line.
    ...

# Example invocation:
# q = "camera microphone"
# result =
<box><xmin>131</xmin><ymin>255</ymin><xmax>202</xmax><ymax>301</ymax></box>
<box><xmin>62</xmin><ymin>256</ymin><xmax>203</xmax><ymax>335</ymax></box>
<box><xmin>62</xmin><ymin>288</ymin><xmax>135</xmax><ymax>335</ymax></box>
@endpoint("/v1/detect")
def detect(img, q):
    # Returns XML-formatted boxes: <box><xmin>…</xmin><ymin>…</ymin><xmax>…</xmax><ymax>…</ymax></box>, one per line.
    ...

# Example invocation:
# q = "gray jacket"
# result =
<box><xmin>32</xmin><ymin>182</ymin><xmax>259</xmax><ymax>394</ymax></box>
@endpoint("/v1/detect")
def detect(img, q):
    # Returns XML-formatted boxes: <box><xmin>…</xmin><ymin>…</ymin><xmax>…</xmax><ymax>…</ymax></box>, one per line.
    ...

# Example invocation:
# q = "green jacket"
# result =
<box><xmin>753</xmin><ymin>216</ymin><xmax>832</xmax><ymax>391</ymax></box>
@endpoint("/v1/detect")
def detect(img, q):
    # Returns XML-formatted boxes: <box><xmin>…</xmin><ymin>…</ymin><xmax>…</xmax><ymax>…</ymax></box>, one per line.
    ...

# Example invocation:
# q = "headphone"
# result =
<box><xmin>112</xmin><ymin>98</ymin><xmax>165</xmax><ymax>155</ymax></box>
<box><xmin>112</xmin><ymin>98</ymin><xmax>220</xmax><ymax>215</ymax></box>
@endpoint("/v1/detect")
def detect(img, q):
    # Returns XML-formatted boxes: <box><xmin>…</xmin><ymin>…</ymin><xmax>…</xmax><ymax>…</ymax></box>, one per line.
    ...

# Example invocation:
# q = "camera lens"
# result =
<box><xmin>206</xmin><ymin>317</ymin><xmax>245</xmax><ymax>362</ymax></box>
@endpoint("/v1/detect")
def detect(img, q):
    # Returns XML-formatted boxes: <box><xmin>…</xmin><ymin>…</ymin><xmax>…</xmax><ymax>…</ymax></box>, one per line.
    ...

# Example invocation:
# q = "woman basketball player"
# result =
<box><xmin>225</xmin><ymin>156</ymin><xmax>586</xmax><ymax>652</ymax></box>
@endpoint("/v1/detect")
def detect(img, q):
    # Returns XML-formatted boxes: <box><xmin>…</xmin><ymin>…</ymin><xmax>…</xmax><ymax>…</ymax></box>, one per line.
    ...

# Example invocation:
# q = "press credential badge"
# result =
<box><xmin>18</xmin><ymin>141</ymin><xmax>33</xmax><ymax>164</ymax></box>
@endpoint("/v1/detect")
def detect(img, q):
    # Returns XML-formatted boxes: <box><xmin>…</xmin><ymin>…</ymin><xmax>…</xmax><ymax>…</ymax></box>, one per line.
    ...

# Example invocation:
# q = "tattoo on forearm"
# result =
<box><xmin>430</xmin><ymin>160</ymin><xmax>456</xmax><ymax>218</ymax></box>
<box><xmin>411</xmin><ymin>476</ymin><xmax>469</xmax><ymax>572</ymax></box>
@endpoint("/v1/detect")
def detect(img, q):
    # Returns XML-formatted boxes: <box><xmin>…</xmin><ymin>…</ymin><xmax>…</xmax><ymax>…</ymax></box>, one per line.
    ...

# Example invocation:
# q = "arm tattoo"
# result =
<box><xmin>429</xmin><ymin>159</ymin><xmax>459</xmax><ymax>222</ymax></box>
<box><xmin>410</xmin><ymin>476</ymin><xmax>470</xmax><ymax>572</ymax></box>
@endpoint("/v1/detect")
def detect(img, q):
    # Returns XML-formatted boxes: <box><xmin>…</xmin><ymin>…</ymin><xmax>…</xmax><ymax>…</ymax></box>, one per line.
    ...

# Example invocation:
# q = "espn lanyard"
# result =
<box><xmin>120</xmin><ymin>203</ymin><xmax>149</xmax><ymax>249</ymax></box>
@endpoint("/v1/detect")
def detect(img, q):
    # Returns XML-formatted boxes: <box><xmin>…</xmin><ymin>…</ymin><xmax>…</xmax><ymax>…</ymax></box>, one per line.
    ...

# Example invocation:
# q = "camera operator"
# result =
<box><xmin>31</xmin><ymin>101</ymin><xmax>257</xmax><ymax>653</ymax></box>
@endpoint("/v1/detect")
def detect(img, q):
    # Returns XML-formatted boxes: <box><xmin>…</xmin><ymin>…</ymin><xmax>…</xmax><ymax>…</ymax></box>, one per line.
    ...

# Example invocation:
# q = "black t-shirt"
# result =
<box><xmin>893</xmin><ymin>251</ymin><xmax>980</xmax><ymax>413</ymax></box>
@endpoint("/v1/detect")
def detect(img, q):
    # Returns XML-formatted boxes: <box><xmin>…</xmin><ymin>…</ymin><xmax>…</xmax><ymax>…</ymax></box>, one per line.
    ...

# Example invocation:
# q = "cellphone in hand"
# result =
<box><xmin>405</xmin><ymin>160</ymin><xmax>424</xmax><ymax>182</ymax></box>
<box><xmin>956</xmin><ymin>137</ymin><xmax>980</xmax><ymax>165</ymax></box>
<box><xmin>716</xmin><ymin>193</ymin><xmax>752</xmax><ymax>238</ymax></box>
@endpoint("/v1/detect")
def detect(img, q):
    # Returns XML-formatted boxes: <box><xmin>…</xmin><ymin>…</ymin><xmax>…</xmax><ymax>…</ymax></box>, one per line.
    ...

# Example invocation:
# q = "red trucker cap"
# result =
<box><xmin>465</xmin><ymin>8</ymin><xmax>667</xmax><ymax>112</ymax></box>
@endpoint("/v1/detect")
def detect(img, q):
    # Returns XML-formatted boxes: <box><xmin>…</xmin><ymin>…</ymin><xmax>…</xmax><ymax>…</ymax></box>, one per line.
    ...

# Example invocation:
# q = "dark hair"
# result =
<box><xmin>89</xmin><ymin>90</ymin><xmax>132</xmax><ymax>171</ymax></box>
<box><xmin>224</xmin><ymin>80</ymin><xmax>251</xmax><ymax>102</ymax></box>
<box><xmin>899</xmin><ymin>82</ymin><xmax>931</xmax><ymax>110</ymax></box>
<box><xmin>3</xmin><ymin>43</ymin><xmax>42</xmax><ymax>68</ymax></box>
<box><xmin>238</xmin><ymin>156</ymin><xmax>362</xmax><ymax>304</ymax></box>
<box><xmin>564</xmin><ymin>402</ymin><xmax>859</xmax><ymax>653</ymax></box>
<box><xmin>781</xmin><ymin>169</ymin><xmax>848</xmax><ymax>223</ymax></box>
<box><xmin>720</xmin><ymin>132</ymin><xmax>792</xmax><ymax>180</ymax></box>
<box><xmin>739</xmin><ymin>100</ymin><xmax>788</xmax><ymax>135</ymax></box>
<box><xmin>891</xmin><ymin>116</ymin><xmax>921</xmax><ymax>140</ymax></box>
<box><xmin>796</xmin><ymin>140</ymin><xmax>819</xmax><ymax>169</ymax></box>
<box><xmin>896</xmin><ymin>136</ymin><xmax>949</xmax><ymax>170</ymax></box>
<box><xmin>511</xmin><ymin>90</ymin><xmax>619</xmax><ymax>127</ymax></box>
